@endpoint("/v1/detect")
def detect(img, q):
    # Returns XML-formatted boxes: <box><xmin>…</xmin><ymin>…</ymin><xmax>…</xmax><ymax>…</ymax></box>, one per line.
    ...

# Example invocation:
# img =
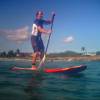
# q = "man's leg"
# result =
<box><xmin>32</xmin><ymin>52</ymin><xmax>37</xmax><ymax>68</ymax></box>
<box><xmin>38</xmin><ymin>39</ymin><xmax>45</xmax><ymax>66</ymax></box>
<box><xmin>32</xmin><ymin>51</ymin><xmax>41</xmax><ymax>69</ymax></box>
<box><xmin>31</xmin><ymin>36</ymin><xmax>38</xmax><ymax>69</ymax></box>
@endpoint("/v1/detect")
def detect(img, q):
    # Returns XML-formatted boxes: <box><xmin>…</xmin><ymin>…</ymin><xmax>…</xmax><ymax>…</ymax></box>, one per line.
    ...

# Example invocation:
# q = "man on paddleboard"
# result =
<box><xmin>31</xmin><ymin>11</ymin><xmax>55</xmax><ymax>70</ymax></box>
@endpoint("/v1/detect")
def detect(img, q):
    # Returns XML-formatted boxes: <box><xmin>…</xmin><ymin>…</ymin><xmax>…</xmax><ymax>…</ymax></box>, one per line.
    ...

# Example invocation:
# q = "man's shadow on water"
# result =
<box><xmin>24</xmin><ymin>72</ymin><xmax>45</xmax><ymax>100</ymax></box>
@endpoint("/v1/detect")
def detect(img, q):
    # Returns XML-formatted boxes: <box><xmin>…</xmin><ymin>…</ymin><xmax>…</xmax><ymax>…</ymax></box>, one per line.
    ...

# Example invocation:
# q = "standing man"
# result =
<box><xmin>31</xmin><ymin>11</ymin><xmax>55</xmax><ymax>70</ymax></box>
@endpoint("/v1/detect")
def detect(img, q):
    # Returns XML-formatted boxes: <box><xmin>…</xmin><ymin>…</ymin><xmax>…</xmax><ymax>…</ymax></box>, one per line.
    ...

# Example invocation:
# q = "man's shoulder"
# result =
<box><xmin>34</xmin><ymin>19</ymin><xmax>44</xmax><ymax>26</ymax></box>
<box><xmin>34</xmin><ymin>19</ymin><xmax>38</xmax><ymax>23</ymax></box>
<box><xmin>34</xmin><ymin>19</ymin><xmax>45</xmax><ymax>23</ymax></box>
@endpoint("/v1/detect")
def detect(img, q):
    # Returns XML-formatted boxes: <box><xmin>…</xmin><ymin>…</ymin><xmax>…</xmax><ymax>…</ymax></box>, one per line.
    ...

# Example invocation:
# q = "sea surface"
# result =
<box><xmin>0</xmin><ymin>60</ymin><xmax>100</xmax><ymax>100</ymax></box>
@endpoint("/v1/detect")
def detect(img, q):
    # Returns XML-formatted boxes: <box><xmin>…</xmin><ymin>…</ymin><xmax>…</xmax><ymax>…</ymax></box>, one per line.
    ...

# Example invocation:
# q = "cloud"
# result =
<box><xmin>0</xmin><ymin>26</ymin><xmax>30</xmax><ymax>43</ymax></box>
<box><xmin>64</xmin><ymin>36</ymin><xmax>74</xmax><ymax>43</ymax></box>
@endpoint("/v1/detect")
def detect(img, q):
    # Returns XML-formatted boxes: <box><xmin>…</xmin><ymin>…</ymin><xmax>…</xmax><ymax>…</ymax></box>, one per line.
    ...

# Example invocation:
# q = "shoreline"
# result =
<box><xmin>0</xmin><ymin>56</ymin><xmax>100</xmax><ymax>62</ymax></box>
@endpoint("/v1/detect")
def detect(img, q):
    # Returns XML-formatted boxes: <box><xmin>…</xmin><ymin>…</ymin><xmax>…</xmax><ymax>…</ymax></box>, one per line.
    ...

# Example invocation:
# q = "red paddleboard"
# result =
<box><xmin>11</xmin><ymin>65</ymin><xmax>87</xmax><ymax>74</ymax></box>
<box><xmin>44</xmin><ymin>65</ymin><xmax>87</xmax><ymax>73</ymax></box>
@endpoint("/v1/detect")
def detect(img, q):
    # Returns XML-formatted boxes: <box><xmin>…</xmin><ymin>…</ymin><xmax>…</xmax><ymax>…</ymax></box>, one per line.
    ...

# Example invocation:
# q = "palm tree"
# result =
<box><xmin>81</xmin><ymin>47</ymin><xmax>87</xmax><ymax>55</ymax></box>
<box><xmin>16</xmin><ymin>49</ymin><xmax>20</xmax><ymax>56</ymax></box>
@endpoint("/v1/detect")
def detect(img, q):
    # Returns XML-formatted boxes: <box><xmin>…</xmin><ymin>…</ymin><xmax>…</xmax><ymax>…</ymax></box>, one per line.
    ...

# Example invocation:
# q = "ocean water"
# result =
<box><xmin>0</xmin><ymin>60</ymin><xmax>100</xmax><ymax>100</ymax></box>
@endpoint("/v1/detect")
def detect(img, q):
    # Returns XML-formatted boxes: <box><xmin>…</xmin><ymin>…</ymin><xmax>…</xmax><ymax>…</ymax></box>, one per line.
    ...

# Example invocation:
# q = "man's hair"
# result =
<box><xmin>36</xmin><ymin>11</ymin><xmax>43</xmax><ymax>16</ymax></box>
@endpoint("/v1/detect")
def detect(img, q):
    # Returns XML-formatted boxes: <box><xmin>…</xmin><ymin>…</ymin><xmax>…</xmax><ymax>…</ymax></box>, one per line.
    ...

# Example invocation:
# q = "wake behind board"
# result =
<box><xmin>11</xmin><ymin>65</ymin><xmax>87</xmax><ymax>74</ymax></box>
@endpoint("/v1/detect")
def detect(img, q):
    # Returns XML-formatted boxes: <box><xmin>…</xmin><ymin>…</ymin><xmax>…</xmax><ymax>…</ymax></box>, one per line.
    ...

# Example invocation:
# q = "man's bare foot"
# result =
<box><xmin>32</xmin><ymin>65</ymin><xmax>37</xmax><ymax>70</ymax></box>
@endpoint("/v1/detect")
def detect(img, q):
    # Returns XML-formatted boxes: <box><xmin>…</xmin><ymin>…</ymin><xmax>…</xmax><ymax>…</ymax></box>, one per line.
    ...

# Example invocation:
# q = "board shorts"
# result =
<box><xmin>31</xmin><ymin>35</ymin><xmax>44</xmax><ymax>54</ymax></box>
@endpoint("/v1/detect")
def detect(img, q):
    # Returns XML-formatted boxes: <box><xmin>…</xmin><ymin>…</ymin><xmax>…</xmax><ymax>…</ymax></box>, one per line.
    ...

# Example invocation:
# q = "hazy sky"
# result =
<box><xmin>0</xmin><ymin>0</ymin><xmax>100</xmax><ymax>53</ymax></box>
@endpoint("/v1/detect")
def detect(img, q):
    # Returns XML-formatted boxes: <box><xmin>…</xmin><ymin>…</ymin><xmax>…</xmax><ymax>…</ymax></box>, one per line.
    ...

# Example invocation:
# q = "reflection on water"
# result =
<box><xmin>24</xmin><ymin>73</ymin><xmax>86</xmax><ymax>100</ymax></box>
<box><xmin>24</xmin><ymin>73</ymin><xmax>44</xmax><ymax>100</ymax></box>
<box><xmin>58</xmin><ymin>73</ymin><xmax>85</xmax><ymax>79</ymax></box>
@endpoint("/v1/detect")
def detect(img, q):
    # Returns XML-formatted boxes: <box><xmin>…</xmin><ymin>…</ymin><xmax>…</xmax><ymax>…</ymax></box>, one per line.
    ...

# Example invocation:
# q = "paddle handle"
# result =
<box><xmin>45</xmin><ymin>14</ymin><xmax>55</xmax><ymax>53</ymax></box>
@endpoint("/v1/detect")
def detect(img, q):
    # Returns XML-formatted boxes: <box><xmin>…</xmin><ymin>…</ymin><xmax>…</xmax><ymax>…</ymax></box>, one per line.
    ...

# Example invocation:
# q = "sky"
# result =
<box><xmin>0</xmin><ymin>0</ymin><xmax>100</xmax><ymax>53</ymax></box>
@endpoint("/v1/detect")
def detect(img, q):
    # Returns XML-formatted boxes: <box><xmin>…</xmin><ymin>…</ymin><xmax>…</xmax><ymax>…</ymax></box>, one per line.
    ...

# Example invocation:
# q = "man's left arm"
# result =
<box><xmin>43</xmin><ymin>19</ymin><xmax>52</xmax><ymax>25</ymax></box>
<box><xmin>44</xmin><ymin>12</ymin><xmax>55</xmax><ymax>24</ymax></box>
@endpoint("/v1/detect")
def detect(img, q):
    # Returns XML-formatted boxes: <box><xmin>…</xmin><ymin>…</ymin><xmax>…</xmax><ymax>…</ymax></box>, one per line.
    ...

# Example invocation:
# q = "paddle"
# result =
<box><xmin>38</xmin><ymin>13</ymin><xmax>55</xmax><ymax>69</ymax></box>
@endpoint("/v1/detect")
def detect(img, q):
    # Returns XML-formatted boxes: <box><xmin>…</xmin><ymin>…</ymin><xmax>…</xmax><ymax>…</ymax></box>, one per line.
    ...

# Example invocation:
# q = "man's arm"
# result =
<box><xmin>37</xmin><ymin>26</ymin><xmax>51</xmax><ymax>34</ymax></box>
<box><xmin>43</xmin><ymin>19</ymin><xmax>52</xmax><ymax>25</ymax></box>
<box><xmin>44</xmin><ymin>12</ymin><xmax>55</xmax><ymax>24</ymax></box>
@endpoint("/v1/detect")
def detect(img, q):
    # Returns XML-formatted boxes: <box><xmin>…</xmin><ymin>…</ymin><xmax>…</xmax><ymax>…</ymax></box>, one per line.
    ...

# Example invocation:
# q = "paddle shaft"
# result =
<box><xmin>45</xmin><ymin>14</ymin><xmax>55</xmax><ymax>53</ymax></box>
<box><xmin>38</xmin><ymin>14</ymin><xmax>55</xmax><ymax>69</ymax></box>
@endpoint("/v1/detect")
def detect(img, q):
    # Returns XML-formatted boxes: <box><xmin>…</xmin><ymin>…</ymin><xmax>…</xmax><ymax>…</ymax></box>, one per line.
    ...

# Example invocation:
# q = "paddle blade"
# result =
<box><xmin>38</xmin><ymin>54</ymin><xmax>46</xmax><ymax>69</ymax></box>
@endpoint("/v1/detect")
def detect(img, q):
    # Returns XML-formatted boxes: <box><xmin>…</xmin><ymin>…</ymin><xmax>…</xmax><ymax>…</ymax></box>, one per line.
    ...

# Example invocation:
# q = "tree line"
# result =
<box><xmin>0</xmin><ymin>49</ymin><xmax>100</xmax><ymax>58</ymax></box>
<box><xmin>0</xmin><ymin>49</ymin><xmax>20</xmax><ymax>57</ymax></box>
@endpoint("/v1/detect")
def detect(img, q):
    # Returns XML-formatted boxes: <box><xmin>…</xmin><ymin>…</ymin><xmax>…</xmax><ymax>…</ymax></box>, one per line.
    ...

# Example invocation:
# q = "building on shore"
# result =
<box><xmin>82</xmin><ymin>52</ymin><xmax>96</xmax><ymax>56</ymax></box>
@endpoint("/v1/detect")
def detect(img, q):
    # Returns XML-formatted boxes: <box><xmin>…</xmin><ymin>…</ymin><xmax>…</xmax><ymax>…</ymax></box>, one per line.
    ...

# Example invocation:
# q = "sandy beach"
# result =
<box><xmin>0</xmin><ymin>55</ymin><xmax>100</xmax><ymax>62</ymax></box>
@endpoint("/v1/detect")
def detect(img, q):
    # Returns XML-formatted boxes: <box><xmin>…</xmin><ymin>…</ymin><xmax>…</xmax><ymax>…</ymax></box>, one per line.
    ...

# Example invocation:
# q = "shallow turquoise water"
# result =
<box><xmin>0</xmin><ymin>60</ymin><xmax>100</xmax><ymax>100</ymax></box>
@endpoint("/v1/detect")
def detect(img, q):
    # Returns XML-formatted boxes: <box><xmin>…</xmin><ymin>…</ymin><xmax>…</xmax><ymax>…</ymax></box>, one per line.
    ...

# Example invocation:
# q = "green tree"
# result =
<box><xmin>7</xmin><ymin>50</ymin><xmax>16</xmax><ymax>57</ymax></box>
<box><xmin>16</xmin><ymin>49</ymin><xmax>20</xmax><ymax>54</ymax></box>
<box><xmin>0</xmin><ymin>51</ymin><xmax>7</xmax><ymax>57</ymax></box>
<box><xmin>81</xmin><ymin>47</ymin><xmax>87</xmax><ymax>55</ymax></box>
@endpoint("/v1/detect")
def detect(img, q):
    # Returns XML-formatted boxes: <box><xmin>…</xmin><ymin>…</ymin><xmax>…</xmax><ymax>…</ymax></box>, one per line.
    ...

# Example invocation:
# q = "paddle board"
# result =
<box><xmin>11</xmin><ymin>65</ymin><xmax>87</xmax><ymax>74</ymax></box>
